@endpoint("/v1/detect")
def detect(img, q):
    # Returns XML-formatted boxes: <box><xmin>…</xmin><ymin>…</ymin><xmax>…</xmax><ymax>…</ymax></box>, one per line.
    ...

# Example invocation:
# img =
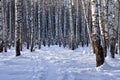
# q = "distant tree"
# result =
<box><xmin>38</xmin><ymin>0</ymin><xmax>41</xmax><ymax>49</ymax></box>
<box><xmin>118</xmin><ymin>0</ymin><xmax>120</xmax><ymax>55</ymax></box>
<box><xmin>25</xmin><ymin>0</ymin><xmax>31</xmax><ymax>49</ymax></box>
<box><xmin>2</xmin><ymin>0</ymin><xmax>8</xmax><ymax>52</ymax></box>
<box><xmin>108</xmin><ymin>0</ymin><xmax>116</xmax><ymax>58</ymax></box>
<box><xmin>63</xmin><ymin>0</ymin><xmax>67</xmax><ymax>48</ymax></box>
<box><xmin>75</xmin><ymin>0</ymin><xmax>79</xmax><ymax>48</ymax></box>
<box><xmin>41</xmin><ymin>0</ymin><xmax>46</xmax><ymax>46</ymax></box>
<box><xmin>55</xmin><ymin>0</ymin><xmax>59</xmax><ymax>45</ymax></box>
<box><xmin>68</xmin><ymin>0</ymin><xmax>76</xmax><ymax>50</ymax></box>
<box><xmin>47</xmin><ymin>0</ymin><xmax>53</xmax><ymax>47</ymax></box>
<box><xmin>30</xmin><ymin>0</ymin><xmax>34</xmax><ymax>52</ymax></box>
<box><xmin>0</xmin><ymin>0</ymin><xmax>3</xmax><ymax>52</ymax></box>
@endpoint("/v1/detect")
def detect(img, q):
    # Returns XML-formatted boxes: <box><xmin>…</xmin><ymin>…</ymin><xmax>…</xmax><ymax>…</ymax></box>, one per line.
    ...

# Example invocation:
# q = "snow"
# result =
<box><xmin>0</xmin><ymin>46</ymin><xmax>120</xmax><ymax>80</ymax></box>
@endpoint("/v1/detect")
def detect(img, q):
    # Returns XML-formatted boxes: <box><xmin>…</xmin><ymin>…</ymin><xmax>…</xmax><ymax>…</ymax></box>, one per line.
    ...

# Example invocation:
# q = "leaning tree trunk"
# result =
<box><xmin>91</xmin><ymin>0</ymin><xmax>104</xmax><ymax>67</ymax></box>
<box><xmin>15</xmin><ymin>0</ymin><xmax>22</xmax><ymax>56</ymax></box>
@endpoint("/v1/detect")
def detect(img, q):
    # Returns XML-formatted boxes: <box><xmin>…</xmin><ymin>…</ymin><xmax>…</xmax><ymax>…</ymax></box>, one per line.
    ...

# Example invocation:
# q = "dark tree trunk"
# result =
<box><xmin>30</xmin><ymin>38</ymin><xmax>34</xmax><ymax>52</ymax></box>
<box><xmin>27</xmin><ymin>42</ymin><xmax>29</xmax><ymax>49</ymax></box>
<box><xmin>93</xmin><ymin>40</ymin><xmax>104</xmax><ymax>67</ymax></box>
<box><xmin>16</xmin><ymin>39</ymin><xmax>21</xmax><ymax>56</ymax></box>
<box><xmin>110</xmin><ymin>37</ymin><xmax>115</xmax><ymax>58</ymax></box>
<box><xmin>0</xmin><ymin>41</ymin><xmax>3</xmax><ymax>52</ymax></box>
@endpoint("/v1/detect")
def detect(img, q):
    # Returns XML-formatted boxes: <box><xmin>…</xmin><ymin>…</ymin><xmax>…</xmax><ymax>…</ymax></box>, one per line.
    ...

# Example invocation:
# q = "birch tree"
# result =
<box><xmin>91</xmin><ymin>0</ymin><xmax>104</xmax><ymax>67</ymax></box>
<box><xmin>15</xmin><ymin>0</ymin><xmax>23</xmax><ymax>56</ymax></box>
<box><xmin>102</xmin><ymin>0</ymin><xmax>109</xmax><ymax>57</ymax></box>
<box><xmin>68</xmin><ymin>0</ymin><xmax>76</xmax><ymax>50</ymax></box>
<box><xmin>82</xmin><ymin>0</ymin><xmax>93</xmax><ymax>48</ymax></box>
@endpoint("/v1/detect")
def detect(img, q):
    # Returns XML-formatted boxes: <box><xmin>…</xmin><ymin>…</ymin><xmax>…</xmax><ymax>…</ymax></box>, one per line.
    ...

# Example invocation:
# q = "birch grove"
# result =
<box><xmin>0</xmin><ymin>0</ymin><xmax>119</xmax><ymax>67</ymax></box>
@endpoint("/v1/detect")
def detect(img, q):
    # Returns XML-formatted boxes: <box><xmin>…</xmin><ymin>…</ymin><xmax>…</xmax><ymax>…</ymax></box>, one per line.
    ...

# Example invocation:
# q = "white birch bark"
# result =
<box><xmin>15</xmin><ymin>0</ymin><xmax>22</xmax><ymax>56</ymax></box>
<box><xmin>91</xmin><ymin>0</ymin><xmax>104</xmax><ymax>66</ymax></box>
<box><xmin>82</xmin><ymin>0</ymin><xmax>93</xmax><ymax>48</ymax></box>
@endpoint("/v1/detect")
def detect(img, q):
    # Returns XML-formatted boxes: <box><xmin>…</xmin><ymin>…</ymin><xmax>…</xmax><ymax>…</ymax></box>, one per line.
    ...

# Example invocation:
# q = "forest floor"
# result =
<box><xmin>0</xmin><ymin>45</ymin><xmax>120</xmax><ymax>80</ymax></box>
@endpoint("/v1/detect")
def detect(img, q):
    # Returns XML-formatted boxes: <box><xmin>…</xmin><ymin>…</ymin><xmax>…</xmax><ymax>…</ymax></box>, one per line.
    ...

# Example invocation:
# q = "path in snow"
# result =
<box><xmin>0</xmin><ymin>46</ymin><xmax>120</xmax><ymax>80</ymax></box>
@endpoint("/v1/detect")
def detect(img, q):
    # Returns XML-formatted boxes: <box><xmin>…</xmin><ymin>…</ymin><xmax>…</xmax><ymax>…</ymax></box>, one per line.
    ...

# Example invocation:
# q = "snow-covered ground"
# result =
<box><xmin>0</xmin><ymin>45</ymin><xmax>120</xmax><ymax>80</ymax></box>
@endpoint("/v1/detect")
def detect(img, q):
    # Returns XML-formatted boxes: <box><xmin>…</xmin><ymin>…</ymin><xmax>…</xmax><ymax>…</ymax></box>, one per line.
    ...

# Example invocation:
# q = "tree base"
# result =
<box><xmin>16</xmin><ymin>39</ymin><xmax>21</xmax><ymax>56</ymax></box>
<box><xmin>0</xmin><ymin>41</ymin><xmax>3</xmax><ymax>53</ymax></box>
<box><xmin>93</xmin><ymin>40</ymin><xmax>104</xmax><ymax>67</ymax></box>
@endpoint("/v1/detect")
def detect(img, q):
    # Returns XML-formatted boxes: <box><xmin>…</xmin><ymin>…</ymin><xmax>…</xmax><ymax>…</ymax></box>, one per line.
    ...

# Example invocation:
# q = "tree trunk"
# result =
<box><xmin>0</xmin><ymin>0</ymin><xmax>3</xmax><ymax>52</ymax></box>
<box><xmin>63</xmin><ymin>0</ymin><xmax>67</xmax><ymax>48</ymax></box>
<box><xmin>0</xmin><ymin>41</ymin><xmax>3</xmax><ymax>52</ymax></box>
<box><xmin>42</xmin><ymin>0</ymin><xmax>46</xmax><ymax>47</ymax></box>
<box><xmin>118</xmin><ymin>0</ymin><xmax>120</xmax><ymax>55</ymax></box>
<box><xmin>55</xmin><ymin>0</ymin><xmax>59</xmax><ymax>45</ymax></box>
<box><xmin>15</xmin><ymin>0</ymin><xmax>22</xmax><ymax>56</ymax></box>
<box><xmin>30</xmin><ymin>0</ymin><xmax>34</xmax><ymax>52</ymax></box>
<box><xmin>91</xmin><ymin>0</ymin><xmax>104</xmax><ymax>67</ymax></box>
<box><xmin>25</xmin><ymin>0</ymin><xmax>30</xmax><ymax>49</ymax></box>
<box><xmin>68</xmin><ymin>0</ymin><xmax>75</xmax><ymax>50</ymax></box>
<box><xmin>38</xmin><ymin>0</ymin><xmax>41</xmax><ymax>49</ymax></box>
<box><xmin>108</xmin><ymin>0</ymin><xmax>116</xmax><ymax>58</ymax></box>
<box><xmin>16</xmin><ymin>39</ymin><xmax>20</xmax><ymax>56</ymax></box>
<box><xmin>2</xmin><ymin>0</ymin><xmax>8</xmax><ymax>52</ymax></box>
